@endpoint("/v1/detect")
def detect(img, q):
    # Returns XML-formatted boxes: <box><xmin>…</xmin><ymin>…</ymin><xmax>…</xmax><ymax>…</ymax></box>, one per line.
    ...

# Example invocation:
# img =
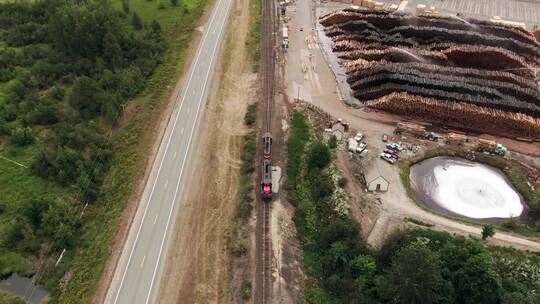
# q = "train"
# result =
<box><xmin>261</xmin><ymin>133</ymin><xmax>273</xmax><ymax>199</ymax></box>
<box><xmin>263</xmin><ymin>132</ymin><xmax>272</xmax><ymax>159</ymax></box>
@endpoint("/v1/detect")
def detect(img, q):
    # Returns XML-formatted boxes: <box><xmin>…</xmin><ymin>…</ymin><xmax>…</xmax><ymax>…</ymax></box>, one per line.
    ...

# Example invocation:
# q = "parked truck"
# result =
<box><xmin>474</xmin><ymin>138</ymin><xmax>507</xmax><ymax>155</ymax></box>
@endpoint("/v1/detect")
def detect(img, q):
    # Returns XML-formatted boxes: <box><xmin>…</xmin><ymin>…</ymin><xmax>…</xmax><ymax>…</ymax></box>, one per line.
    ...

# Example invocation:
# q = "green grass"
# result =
<box><xmin>112</xmin><ymin>0</ymin><xmax>199</xmax><ymax>33</ymax></box>
<box><xmin>405</xmin><ymin>217</ymin><xmax>434</xmax><ymax>227</ymax></box>
<box><xmin>47</xmin><ymin>0</ymin><xmax>211</xmax><ymax>302</ymax></box>
<box><xmin>0</xmin><ymin>145</ymin><xmax>73</xmax><ymax>207</ymax></box>
<box><xmin>399</xmin><ymin>148</ymin><xmax>540</xmax><ymax>238</ymax></box>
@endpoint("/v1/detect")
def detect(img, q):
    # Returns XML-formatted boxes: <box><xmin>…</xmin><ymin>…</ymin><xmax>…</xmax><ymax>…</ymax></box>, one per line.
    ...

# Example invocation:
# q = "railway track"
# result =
<box><xmin>256</xmin><ymin>0</ymin><xmax>275</xmax><ymax>301</ymax></box>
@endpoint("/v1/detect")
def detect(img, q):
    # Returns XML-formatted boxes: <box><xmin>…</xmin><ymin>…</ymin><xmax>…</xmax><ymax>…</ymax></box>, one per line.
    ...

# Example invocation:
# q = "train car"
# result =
<box><xmin>263</xmin><ymin>132</ymin><xmax>272</xmax><ymax>159</ymax></box>
<box><xmin>261</xmin><ymin>159</ymin><xmax>272</xmax><ymax>199</ymax></box>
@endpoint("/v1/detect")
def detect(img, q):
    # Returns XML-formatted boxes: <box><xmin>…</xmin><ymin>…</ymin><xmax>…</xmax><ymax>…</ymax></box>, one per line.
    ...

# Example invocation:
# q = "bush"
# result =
<box><xmin>338</xmin><ymin>176</ymin><xmax>348</xmax><ymax>188</ymax></box>
<box><xmin>308</xmin><ymin>142</ymin><xmax>331</xmax><ymax>170</ymax></box>
<box><xmin>328</xmin><ymin>134</ymin><xmax>337</xmax><ymax>149</ymax></box>
<box><xmin>122</xmin><ymin>0</ymin><xmax>129</xmax><ymax>13</ymax></box>
<box><xmin>244</xmin><ymin>103</ymin><xmax>257</xmax><ymax>126</ymax></box>
<box><xmin>232</xmin><ymin>244</ymin><xmax>248</xmax><ymax>257</ymax></box>
<box><xmin>42</xmin><ymin>198</ymin><xmax>82</xmax><ymax>250</ymax></box>
<box><xmin>482</xmin><ymin>224</ymin><xmax>496</xmax><ymax>240</ymax></box>
<box><xmin>132</xmin><ymin>12</ymin><xmax>142</xmax><ymax>30</ymax></box>
<box><xmin>10</xmin><ymin>126</ymin><xmax>34</xmax><ymax>146</ymax></box>
<box><xmin>241</xmin><ymin>281</ymin><xmax>252</xmax><ymax>300</ymax></box>
<box><xmin>535</xmin><ymin>219</ymin><xmax>540</xmax><ymax>232</ymax></box>
<box><xmin>0</xmin><ymin>292</ymin><xmax>26</xmax><ymax>304</ymax></box>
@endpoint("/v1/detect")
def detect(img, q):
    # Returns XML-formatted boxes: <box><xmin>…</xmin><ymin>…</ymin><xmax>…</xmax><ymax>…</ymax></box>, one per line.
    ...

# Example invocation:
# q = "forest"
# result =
<box><xmin>0</xmin><ymin>0</ymin><xmax>201</xmax><ymax>301</ymax></box>
<box><xmin>286</xmin><ymin>112</ymin><xmax>540</xmax><ymax>304</ymax></box>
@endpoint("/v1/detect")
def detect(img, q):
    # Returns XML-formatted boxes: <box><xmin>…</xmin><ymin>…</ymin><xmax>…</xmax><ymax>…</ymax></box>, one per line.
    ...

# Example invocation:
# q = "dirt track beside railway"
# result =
<box><xmin>156</xmin><ymin>0</ymin><xmax>258</xmax><ymax>301</ymax></box>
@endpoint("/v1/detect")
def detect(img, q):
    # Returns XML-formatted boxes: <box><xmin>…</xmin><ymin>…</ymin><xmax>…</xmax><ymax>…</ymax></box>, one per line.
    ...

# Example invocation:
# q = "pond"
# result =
<box><xmin>0</xmin><ymin>273</ymin><xmax>49</xmax><ymax>304</ymax></box>
<box><xmin>410</xmin><ymin>156</ymin><xmax>533</xmax><ymax>223</ymax></box>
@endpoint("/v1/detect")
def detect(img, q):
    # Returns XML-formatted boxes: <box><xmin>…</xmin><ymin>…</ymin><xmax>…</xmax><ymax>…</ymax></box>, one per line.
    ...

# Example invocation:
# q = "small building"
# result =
<box><xmin>367</xmin><ymin>175</ymin><xmax>389</xmax><ymax>192</ymax></box>
<box><xmin>331</xmin><ymin>122</ymin><xmax>345</xmax><ymax>141</ymax></box>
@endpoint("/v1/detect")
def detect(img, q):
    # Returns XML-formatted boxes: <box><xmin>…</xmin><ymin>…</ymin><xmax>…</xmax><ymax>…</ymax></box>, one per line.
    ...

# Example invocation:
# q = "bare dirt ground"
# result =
<box><xmin>270</xmin><ymin>199</ymin><xmax>305</xmax><ymax>304</ymax></box>
<box><xmin>156</xmin><ymin>0</ymin><xmax>258</xmax><ymax>302</ymax></box>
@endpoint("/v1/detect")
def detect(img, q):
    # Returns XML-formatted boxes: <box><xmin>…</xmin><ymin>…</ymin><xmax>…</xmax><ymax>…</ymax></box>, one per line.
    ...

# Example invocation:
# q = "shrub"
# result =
<box><xmin>535</xmin><ymin>219</ymin><xmax>540</xmax><ymax>232</ymax></box>
<box><xmin>132</xmin><ymin>12</ymin><xmax>142</xmax><ymax>30</ymax></box>
<box><xmin>308</xmin><ymin>142</ymin><xmax>331</xmax><ymax>170</ymax></box>
<box><xmin>122</xmin><ymin>0</ymin><xmax>129</xmax><ymax>13</ymax></box>
<box><xmin>10</xmin><ymin>126</ymin><xmax>34</xmax><ymax>146</ymax></box>
<box><xmin>241</xmin><ymin>281</ymin><xmax>252</xmax><ymax>300</ymax></box>
<box><xmin>338</xmin><ymin>176</ymin><xmax>348</xmax><ymax>188</ymax></box>
<box><xmin>151</xmin><ymin>20</ymin><xmax>162</xmax><ymax>34</ymax></box>
<box><xmin>244</xmin><ymin>103</ymin><xmax>257</xmax><ymax>126</ymax></box>
<box><xmin>482</xmin><ymin>224</ymin><xmax>496</xmax><ymax>240</ymax></box>
<box><xmin>42</xmin><ymin>199</ymin><xmax>82</xmax><ymax>250</ymax></box>
<box><xmin>328</xmin><ymin>134</ymin><xmax>337</xmax><ymax>149</ymax></box>
<box><xmin>232</xmin><ymin>244</ymin><xmax>248</xmax><ymax>257</ymax></box>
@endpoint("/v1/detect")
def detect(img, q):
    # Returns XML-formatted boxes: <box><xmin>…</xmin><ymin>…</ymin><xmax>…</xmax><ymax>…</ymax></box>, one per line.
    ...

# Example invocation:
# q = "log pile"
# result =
<box><xmin>319</xmin><ymin>9</ymin><xmax>540</xmax><ymax>137</ymax></box>
<box><xmin>366</xmin><ymin>92</ymin><xmax>540</xmax><ymax>138</ymax></box>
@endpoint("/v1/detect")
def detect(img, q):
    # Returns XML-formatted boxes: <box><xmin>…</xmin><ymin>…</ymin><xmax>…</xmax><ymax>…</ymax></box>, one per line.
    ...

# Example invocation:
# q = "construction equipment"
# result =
<box><xmin>474</xmin><ymin>138</ymin><xmax>507</xmax><ymax>155</ymax></box>
<box><xmin>261</xmin><ymin>159</ymin><xmax>272</xmax><ymax>199</ymax></box>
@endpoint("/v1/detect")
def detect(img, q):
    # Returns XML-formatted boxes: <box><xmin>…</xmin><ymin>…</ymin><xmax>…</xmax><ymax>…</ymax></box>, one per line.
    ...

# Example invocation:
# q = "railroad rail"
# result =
<box><xmin>256</xmin><ymin>0</ymin><xmax>275</xmax><ymax>301</ymax></box>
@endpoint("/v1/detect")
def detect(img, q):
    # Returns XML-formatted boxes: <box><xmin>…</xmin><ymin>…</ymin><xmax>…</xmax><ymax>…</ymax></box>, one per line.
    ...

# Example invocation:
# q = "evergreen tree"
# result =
<box><xmin>151</xmin><ymin>20</ymin><xmax>162</xmax><ymax>34</ymax></box>
<box><xmin>482</xmin><ymin>225</ymin><xmax>495</xmax><ymax>240</ymax></box>
<box><xmin>132</xmin><ymin>12</ymin><xmax>142</xmax><ymax>30</ymax></box>
<box><xmin>103</xmin><ymin>32</ymin><xmax>123</xmax><ymax>68</ymax></box>
<box><xmin>122</xmin><ymin>0</ymin><xmax>129</xmax><ymax>13</ymax></box>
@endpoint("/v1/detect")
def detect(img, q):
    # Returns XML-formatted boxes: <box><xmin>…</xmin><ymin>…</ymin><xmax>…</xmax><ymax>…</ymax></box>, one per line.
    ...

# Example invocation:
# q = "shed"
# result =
<box><xmin>367</xmin><ymin>176</ymin><xmax>389</xmax><ymax>192</ymax></box>
<box><xmin>331</xmin><ymin>122</ymin><xmax>345</xmax><ymax>141</ymax></box>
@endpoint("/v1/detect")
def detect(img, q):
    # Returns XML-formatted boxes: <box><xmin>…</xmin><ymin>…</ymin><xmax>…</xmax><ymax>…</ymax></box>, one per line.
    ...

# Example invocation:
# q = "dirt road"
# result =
<box><xmin>156</xmin><ymin>0</ymin><xmax>258</xmax><ymax>301</ymax></box>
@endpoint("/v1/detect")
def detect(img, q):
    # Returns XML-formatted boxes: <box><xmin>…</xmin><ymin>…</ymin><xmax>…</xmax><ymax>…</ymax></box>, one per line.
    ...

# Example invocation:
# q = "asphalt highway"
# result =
<box><xmin>104</xmin><ymin>0</ymin><xmax>232</xmax><ymax>302</ymax></box>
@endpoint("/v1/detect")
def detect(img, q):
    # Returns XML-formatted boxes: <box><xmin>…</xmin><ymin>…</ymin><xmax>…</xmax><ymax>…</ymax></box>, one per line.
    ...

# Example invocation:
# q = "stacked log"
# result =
<box><xmin>344</xmin><ymin>61</ymin><xmax>538</xmax><ymax>89</ymax></box>
<box><xmin>319</xmin><ymin>9</ymin><xmax>540</xmax><ymax>137</ymax></box>
<box><xmin>365</xmin><ymin>92</ymin><xmax>540</xmax><ymax>138</ymax></box>
<box><xmin>320</xmin><ymin>9</ymin><xmax>540</xmax><ymax>47</ymax></box>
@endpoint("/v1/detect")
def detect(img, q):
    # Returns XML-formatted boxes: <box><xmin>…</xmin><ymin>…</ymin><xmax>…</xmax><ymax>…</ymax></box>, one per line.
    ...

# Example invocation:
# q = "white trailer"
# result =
<box><xmin>348</xmin><ymin>138</ymin><xmax>358</xmax><ymax>152</ymax></box>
